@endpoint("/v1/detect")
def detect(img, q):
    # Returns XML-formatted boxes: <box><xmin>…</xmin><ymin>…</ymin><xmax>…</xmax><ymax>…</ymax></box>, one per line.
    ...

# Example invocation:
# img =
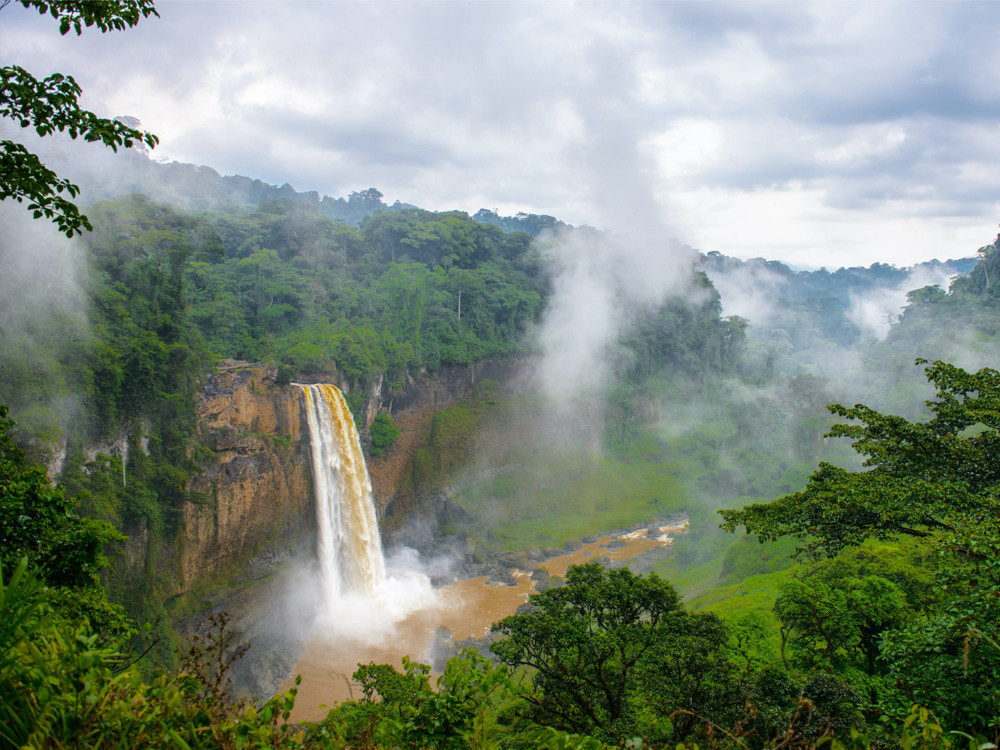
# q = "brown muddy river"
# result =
<box><xmin>284</xmin><ymin>522</ymin><xmax>687</xmax><ymax>721</ymax></box>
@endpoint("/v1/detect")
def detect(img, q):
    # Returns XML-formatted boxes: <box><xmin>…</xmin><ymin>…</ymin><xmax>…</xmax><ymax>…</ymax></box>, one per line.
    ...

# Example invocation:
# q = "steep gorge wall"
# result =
<box><xmin>165</xmin><ymin>359</ymin><xmax>524</xmax><ymax>697</ymax></box>
<box><xmin>172</xmin><ymin>364</ymin><xmax>313</xmax><ymax>598</ymax></box>
<box><xmin>171</xmin><ymin>357</ymin><xmax>525</xmax><ymax>602</ymax></box>
<box><xmin>365</xmin><ymin>358</ymin><xmax>527</xmax><ymax>532</ymax></box>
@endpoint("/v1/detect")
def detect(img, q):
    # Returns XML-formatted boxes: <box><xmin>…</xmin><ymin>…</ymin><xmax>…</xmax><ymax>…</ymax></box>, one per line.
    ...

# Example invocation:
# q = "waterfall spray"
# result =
<box><xmin>298</xmin><ymin>384</ymin><xmax>386</xmax><ymax>605</ymax></box>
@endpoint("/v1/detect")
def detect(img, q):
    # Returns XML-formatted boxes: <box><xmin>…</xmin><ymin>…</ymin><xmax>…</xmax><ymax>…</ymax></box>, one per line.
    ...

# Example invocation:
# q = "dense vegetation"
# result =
<box><xmin>4</xmin><ymin>358</ymin><xmax>997</xmax><ymax>747</ymax></box>
<box><xmin>717</xmin><ymin>360</ymin><xmax>1000</xmax><ymax>743</ymax></box>
<box><xmin>4</xmin><ymin>198</ymin><xmax>999</xmax><ymax>746</ymax></box>
<box><xmin>4</xmin><ymin>0</ymin><xmax>1000</xmax><ymax>736</ymax></box>
<box><xmin>3</xmin><ymin>163</ymin><xmax>999</xmax><ymax>742</ymax></box>
<box><xmin>1</xmin><ymin>194</ymin><xmax>546</xmax><ymax>440</ymax></box>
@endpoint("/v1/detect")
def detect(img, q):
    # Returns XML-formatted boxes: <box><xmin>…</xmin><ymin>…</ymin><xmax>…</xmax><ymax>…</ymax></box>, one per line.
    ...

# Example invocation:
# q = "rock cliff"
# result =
<box><xmin>172</xmin><ymin>357</ymin><xmax>525</xmax><ymax>599</ymax></box>
<box><xmin>366</xmin><ymin>358</ymin><xmax>526</xmax><ymax>532</ymax></box>
<box><xmin>170</xmin><ymin>358</ymin><xmax>525</xmax><ymax>698</ymax></box>
<box><xmin>174</xmin><ymin>364</ymin><xmax>313</xmax><ymax>597</ymax></box>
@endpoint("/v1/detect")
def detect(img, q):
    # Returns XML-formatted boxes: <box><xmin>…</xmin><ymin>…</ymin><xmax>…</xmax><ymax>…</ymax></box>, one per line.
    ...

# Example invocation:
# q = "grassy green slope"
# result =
<box><xmin>455</xmin><ymin>452</ymin><xmax>686</xmax><ymax>551</ymax></box>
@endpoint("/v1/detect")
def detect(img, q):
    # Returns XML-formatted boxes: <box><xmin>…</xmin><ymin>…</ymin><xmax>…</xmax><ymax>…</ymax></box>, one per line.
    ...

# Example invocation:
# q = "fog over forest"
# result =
<box><xmin>3</xmin><ymin>1</ymin><xmax>1000</xmax><ymax>748</ymax></box>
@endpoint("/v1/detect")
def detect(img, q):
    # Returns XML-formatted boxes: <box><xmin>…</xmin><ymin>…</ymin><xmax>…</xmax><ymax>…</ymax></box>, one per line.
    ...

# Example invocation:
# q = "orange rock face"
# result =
<box><xmin>170</xmin><ymin>359</ymin><xmax>525</xmax><ymax>599</ymax></box>
<box><xmin>174</xmin><ymin>365</ymin><xmax>313</xmax><ymax>596</ymax></box>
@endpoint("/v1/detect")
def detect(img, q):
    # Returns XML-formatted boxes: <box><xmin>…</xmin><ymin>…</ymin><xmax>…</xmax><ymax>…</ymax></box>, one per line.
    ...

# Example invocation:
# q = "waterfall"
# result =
<box><xmin>298</xmin><ymin>384</ymin><xmax>386</xmax><ymax>604</ymax></box>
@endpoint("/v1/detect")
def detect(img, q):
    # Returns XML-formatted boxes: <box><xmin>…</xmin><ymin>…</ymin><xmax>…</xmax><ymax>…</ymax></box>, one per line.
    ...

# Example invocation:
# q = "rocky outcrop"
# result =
<box><xmin>172</xmin><ymin>358</ymin><xmax>527</xmax><ymax>597</ymax></box>
<box><xmin>170</xmin><ymin>358</ymin><xmax>527</xmax><ymax>698</ymax></box>
<box><xmin>365</xmin><ymin>358</ymin><xmax>527</xmax><ymax>530</ymax></box>
<box><xmin>175</xmin><ymin>364</ymin><xmax>313</xmax><ymax>596</ymax></box>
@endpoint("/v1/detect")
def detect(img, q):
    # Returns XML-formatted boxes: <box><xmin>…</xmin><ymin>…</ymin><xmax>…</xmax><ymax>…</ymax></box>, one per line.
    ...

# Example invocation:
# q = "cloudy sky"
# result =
<box><xmin>3</xmin><ymin>0</ymin><xmax>1000</xmax><ymax>269</ymax></box>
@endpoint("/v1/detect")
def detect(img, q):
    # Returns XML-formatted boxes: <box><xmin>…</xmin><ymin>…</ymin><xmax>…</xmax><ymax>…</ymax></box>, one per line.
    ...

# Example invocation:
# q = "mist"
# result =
<box><xmin>523</xmin><ymin>30</ymin><xmax>704</xmax><ymax>447</ymax></box>
<box><xmin>232</xmin><ymin>540</ymin><xmax>446</xmax><ymax>701</ymax></box>
<box><xmin>0</xmin><ymin>200</ymin><xmax>90</xmax><ymax>462</ymax></box>
<box><xmin>706</xmin><ymin>258</ymin><xmax>789</xmax><ymax>326</ymax></box>
<box><xmin>312</xmin><ymin>547</ymin><xmax>440</xmax><ymax>646</ymax></box>
<box><xmin>846</xmin><ymin>265</ymin><xmax>958</xmax><ymax>339</ymax></box>
<box><xmin>533</xmin><ymin>229</ymin><xmax>696</xmax><ymax>403</ymax></box>
<box><xmin>0</xmin><ymin>202</ymin><xmax>86</xmax><ymax>332</ymax></box>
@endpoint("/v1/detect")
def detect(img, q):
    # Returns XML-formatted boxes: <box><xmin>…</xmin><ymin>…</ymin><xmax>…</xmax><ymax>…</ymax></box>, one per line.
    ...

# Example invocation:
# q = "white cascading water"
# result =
<box><xmin>298</xmin><ymin>384</ymin><xmax>387</xmax><ymax>605</ymax></box>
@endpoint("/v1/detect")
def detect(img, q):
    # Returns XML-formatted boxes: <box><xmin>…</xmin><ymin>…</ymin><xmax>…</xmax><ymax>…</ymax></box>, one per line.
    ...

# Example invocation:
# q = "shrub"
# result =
<box><xmin>370</xmin><ymin>413</ymin><xmax>401</xmax><ymax>455</ymax></box>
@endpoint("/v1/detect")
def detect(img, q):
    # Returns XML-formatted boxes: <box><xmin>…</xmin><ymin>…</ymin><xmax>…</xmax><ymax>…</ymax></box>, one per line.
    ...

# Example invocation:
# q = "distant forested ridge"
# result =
<box><xmin>0</xmin><ymin>147</ymin><xmax>991</xmax><ymax>541</ymax></box>
<box><xmin>3</xmin><ymin>139</ymin><xmax>1000</xmax><ymax>748</ymax></box>
<box><xmin>0</xmin><ymin>161</ymin><xmax>741</xmax><ymax>574</ymax></box>
<box><xmin>699</xmin><ymin>251</ymin><xmax>977</xmax><ymax>377</ymax></box>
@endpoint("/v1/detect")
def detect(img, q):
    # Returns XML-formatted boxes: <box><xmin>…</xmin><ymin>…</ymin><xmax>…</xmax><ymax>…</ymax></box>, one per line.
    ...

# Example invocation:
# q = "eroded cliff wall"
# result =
<box><xmin>365</xmin><ymin>358</ymin><xmax>526</xmax><ymax>532</ymax></box>
<box><xmin>170</xmin><ymin>359</ymin><xmax>525</xmax><ymax>605</ymax></box>
<box><xmin>169</xmin><ymin>359</ymin><xmax>524</xmax><ymax>697</ymax></box>
<box><xmin>174</xmin><ymin>364</ymin><xmax>313</xmax><ymax>597</ymax></box>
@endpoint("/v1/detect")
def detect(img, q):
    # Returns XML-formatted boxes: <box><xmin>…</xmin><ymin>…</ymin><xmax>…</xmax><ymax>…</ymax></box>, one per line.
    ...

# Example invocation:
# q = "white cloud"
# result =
<box><xmin>817</xmin><ymin>124</ymin><xmax>908</xmax><ymax>168</ymax></box>
<box><xmin>2</xmin><ymin>0</ymin><xmax>999</xmax><ymax>267</ymax></box>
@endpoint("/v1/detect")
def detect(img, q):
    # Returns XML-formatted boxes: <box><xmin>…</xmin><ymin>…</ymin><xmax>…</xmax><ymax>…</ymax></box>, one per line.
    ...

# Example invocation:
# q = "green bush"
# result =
<box><xmin>369</xmin><ymin>413</ymin><xmax>401</xmax><ymax>455</ymax></box>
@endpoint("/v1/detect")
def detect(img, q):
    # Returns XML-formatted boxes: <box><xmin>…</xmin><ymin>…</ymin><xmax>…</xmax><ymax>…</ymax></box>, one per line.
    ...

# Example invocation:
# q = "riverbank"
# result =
<box><xmin>283</xmin><ymin>518</ymin><xmax>689</xmax><ymax>721</ymax></box>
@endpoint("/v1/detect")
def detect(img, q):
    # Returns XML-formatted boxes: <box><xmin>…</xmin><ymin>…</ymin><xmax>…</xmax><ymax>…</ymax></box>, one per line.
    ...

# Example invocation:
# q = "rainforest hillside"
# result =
<box><xmin>5</xmin><ymin>0</ymin><xmax>1000</xmax><ymax>744</ymax></box>
<box><xmin>2</xmin><ymin>139</ymin><xmax>1000</xmax><ymax>747</ymax></box>
<box><xmin>1</xmin><ymin>143</ymin><xmax>994</xmax><ymax>591</ymax></box>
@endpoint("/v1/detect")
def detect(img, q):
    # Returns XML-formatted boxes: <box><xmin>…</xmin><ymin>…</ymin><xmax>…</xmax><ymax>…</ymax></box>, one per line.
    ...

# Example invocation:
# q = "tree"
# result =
<box><xmin>976</xmin><ymin>235</ymin><xmax>997</xmax><ymax>288</ymax></box>
<box><xmin>321</xmin><ymin>650</ymin><xmax>513</xmax><ymax>750</ymax></box>
<box><xmin>369</xmin><ymin>413</ymin><xmax>401</xmax><ymax>455</ymax></box>
<box><xmin>720</xmin><ymin>359</ymin><xmax>1000</xmax><ymax>557</ymax></box>
<box><xmin>774</xmin><ymin>567</ymin><xmax>908</xmax><ymax>678</ymax></box>
<box><xmin>0</xmin><ymin>0</ymin><xmax>159</xmax><ymax>236</ymax></box>
<box><xmin>720</xmin><ymin>359</ymin><xmax>1000</xmax><ymax>737</ymax></box>
<box><xmin>0</xmin><ymin>405</ymin><xmax>126</xmax><ymax>632</ymax></box>
<box><xmin>878</xmin><ymin>521</ymin><xmax>1000</xmax><ymax>739</ymax></box>
<box><xmin>638</xmin><ymin>610</ymin><xmax>744</xmax><ymax>742</ymax></box>
<box><xmin>491</xmin><ymin>562</ymin><xmax>739</xmax><ymax>745</ymax></box>
<box><xmin>727</xmin><ymin>611</ymin><xmax>777</xmax><ymax>673</ymax></box>
<box><xmin>492</xmin><ymin>563</ymin><xmax>678</xmax><ymax>741</ymax></box>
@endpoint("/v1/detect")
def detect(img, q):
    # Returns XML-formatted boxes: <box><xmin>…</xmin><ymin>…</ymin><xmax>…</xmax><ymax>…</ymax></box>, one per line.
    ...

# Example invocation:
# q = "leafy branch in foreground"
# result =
<box><xmin>0</xmin><ymin>0</ymin><xmax>159</xmax><ymax>235</ymax></box>
<box><xmin>0</xmin><ymin>137</ymin><xmax>92</xmax><ymax>235</ymax></box>
<box><xmin>9</xmin><ymin>0</ymin><xmax>159</xmax><ymax>35</ymax></box>
<box><xmin>720</xmin><ymin>359</ymin><xmax>1000</xmax><ymax>558</ymax></box>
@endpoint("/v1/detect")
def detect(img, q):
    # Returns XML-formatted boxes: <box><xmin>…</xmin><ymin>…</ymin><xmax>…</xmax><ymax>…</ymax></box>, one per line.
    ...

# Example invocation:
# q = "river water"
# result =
<box><xmin>284</xmin><ymin>521</ymin><xmax>687</xmax><ymax>721</ymax></box>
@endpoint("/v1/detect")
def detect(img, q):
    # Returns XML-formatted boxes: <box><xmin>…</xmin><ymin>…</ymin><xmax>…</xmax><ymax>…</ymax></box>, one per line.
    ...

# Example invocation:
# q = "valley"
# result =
<box><xmin>2</xmin><ymin>94</ymin><xmax>998</xmax><ymax>747</ymax></box>
<box><xmin>285</xmin><ymin>524</ymin><xmax>688</xmax><ymax>721</ymax></box>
